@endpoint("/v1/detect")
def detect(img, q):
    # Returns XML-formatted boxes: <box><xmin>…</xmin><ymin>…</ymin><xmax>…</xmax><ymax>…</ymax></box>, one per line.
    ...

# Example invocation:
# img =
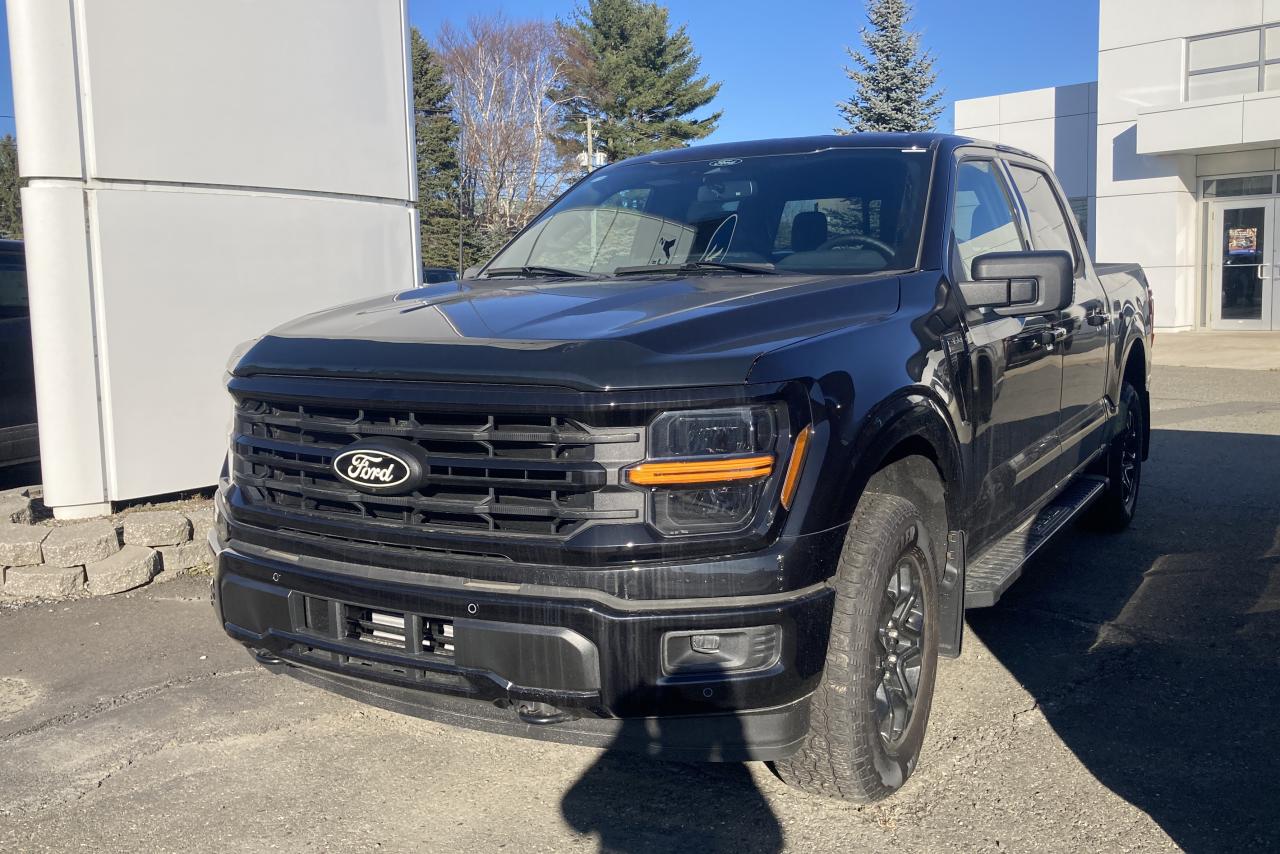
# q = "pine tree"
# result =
<box><xmin>557</xmin><ymin>0</ymin><xmax>722</xmax><ymax>162</ymax></box>
<box><xmin>837</xmin><ymin>0</ymin><xmax>942</xmax><ymax>133</ymax></box>
<box><xmin>411</xmin><ymin>28</ymin><xmax>464</xmax><ymax>272</ymax></box>
<box><xmin>0</xmin><ymin>136</ymin><xmax>22</xmax><ymax>239</ymax></box>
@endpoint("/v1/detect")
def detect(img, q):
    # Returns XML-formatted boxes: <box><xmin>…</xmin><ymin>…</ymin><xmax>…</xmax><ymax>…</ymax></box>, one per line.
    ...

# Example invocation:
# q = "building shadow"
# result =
<box><xmin>560</xmin><ymin>674</ymin><xmax>784</xmax><ymax>854</ymax></box>
<box><xmin>968</xmin><ymin>428</ymin><xmax>1280</xmax><ymax>852</ymax></box>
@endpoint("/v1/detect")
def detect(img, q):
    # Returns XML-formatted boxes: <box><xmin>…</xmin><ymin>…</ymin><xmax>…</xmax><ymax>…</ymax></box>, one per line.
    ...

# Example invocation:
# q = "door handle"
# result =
<box><xmin>1258</xmin><ymin>265</ymin><xmax>1270</xmax><ymax>280</ymax></box>
<box><xmin>1086</xmin><ymin>305</ymin><xmax>1110</xmax><ymax>326</ymax></box>
<box><xmin>1040</xmin><ymin>326</ymin><xmax>1068</xmax><ymax>350</ymax></box>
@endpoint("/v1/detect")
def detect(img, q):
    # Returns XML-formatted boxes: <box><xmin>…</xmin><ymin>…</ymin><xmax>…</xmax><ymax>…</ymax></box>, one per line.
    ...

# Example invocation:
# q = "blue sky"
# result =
<box><xmin>0</xmin><ymin>0</ymin><xmax>1099</xmax><ymax>142</ymax></box>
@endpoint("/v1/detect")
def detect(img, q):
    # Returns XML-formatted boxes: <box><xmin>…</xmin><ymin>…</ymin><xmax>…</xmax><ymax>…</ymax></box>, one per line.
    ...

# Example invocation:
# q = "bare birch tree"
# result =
<box><xmin>439</xmin><ymin>15</ymin><xmax>574</xmax><ymax>254</ymax></box>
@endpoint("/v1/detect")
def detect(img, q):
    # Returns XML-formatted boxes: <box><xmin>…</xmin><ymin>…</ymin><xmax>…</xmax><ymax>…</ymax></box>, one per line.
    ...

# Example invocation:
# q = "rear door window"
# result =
<box><xmin>1006</xmin><ymin>164</ymin><xmax>1078</xmax><ymax>265</ymax></box>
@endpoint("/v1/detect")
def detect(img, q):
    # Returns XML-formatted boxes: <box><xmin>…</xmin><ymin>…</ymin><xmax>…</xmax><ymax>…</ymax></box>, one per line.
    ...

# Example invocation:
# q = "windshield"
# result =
<box><xmin>486</xmin><ymin>147</ymin><xmax>932</xmax><ymax>278</ymax></box>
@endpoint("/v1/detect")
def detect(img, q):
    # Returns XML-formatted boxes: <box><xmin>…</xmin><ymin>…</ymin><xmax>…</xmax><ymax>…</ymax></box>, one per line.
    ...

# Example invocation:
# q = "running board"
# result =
<box><xmin>963</xmin><ymin>475</ymin><xmax>1108</xmax><ymax>609</ymax></box>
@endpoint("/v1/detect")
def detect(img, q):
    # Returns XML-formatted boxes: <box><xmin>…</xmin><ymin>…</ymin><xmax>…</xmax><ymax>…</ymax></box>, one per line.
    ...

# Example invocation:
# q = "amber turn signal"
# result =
<box><xmin>780</xmin><ymin>427</ymin><xmax>812</xmax><ymax>510</ymax></box>
<box><xmin>626</xmin><ymin>454</ymin><xmax>774</xmax><ymax>486</ymax></box>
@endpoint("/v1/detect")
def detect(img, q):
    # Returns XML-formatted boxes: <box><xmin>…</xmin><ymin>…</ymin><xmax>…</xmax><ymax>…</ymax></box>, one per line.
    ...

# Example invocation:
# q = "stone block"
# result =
<box><xmin>185</xmin><ymin>506</ymin><xmax>215</xmax><ymax>543</ymax></box>
<box><xmin>4</xmin><ymin>565</ymin><xmax>85</xmax><ymax>598</ymax></box>
<box><xmin>123</xmin><ymin>510</ymin><xmax>191</xmax><ymax>547</ymax></box>
<box><xmin>0</xmin><ymin>493</ymin><xmax>33</xmax><ymax>525</ymax></box>
<box><xmin>85</xmin><ymin>544</ymin><xmax>159</xmax><ymax>595</ymax></box>
<box><xmin>42</xmin><ymin>520</ymin><xmax>121</xmax><ymax>567</ymax></box>
<box><xmin>0</xmin><ymin>524</ymin><xmax>49</xmax><ymax>566</ymax></box>
<box><xmin>157</xmin><ymin>540</ymin><xmax>213</xmax><ymax>573</ymax></box>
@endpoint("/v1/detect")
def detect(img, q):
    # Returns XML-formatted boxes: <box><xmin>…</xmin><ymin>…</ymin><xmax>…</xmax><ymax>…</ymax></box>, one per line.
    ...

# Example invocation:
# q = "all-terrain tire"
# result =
<box><xmin>1084</xmin><ymin>382</ymin><xmax>1143</xmax><ymax>532</ymax></box>
<box><xmin>772</xmin><ymin>492</ymin><xmax>939</xmax><ymax>802</ymax></box>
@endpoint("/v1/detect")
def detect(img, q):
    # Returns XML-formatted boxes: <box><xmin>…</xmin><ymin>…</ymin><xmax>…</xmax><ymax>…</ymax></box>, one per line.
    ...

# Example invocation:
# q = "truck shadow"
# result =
<box><xmin>967</xmin><ymin>427</ymin><xmax>1280</xmax><ymax>852</ymax></box>
<box><xmin>559</xmin><ymin>676</ymin><xmax>784</xmax><ymax>854</ymax></box>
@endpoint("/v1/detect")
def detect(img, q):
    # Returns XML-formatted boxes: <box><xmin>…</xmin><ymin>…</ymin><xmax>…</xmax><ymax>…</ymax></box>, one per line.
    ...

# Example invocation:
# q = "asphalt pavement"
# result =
<box><xmin>1</xmin><ymin>363</ymin><xmax>1277</xmax><ymax>853</ymax></box>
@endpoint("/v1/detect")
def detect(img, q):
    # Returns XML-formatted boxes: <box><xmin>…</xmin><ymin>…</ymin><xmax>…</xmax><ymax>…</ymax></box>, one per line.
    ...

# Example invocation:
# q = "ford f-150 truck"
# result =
<box><xmin>214</xmin><ymin>133</ymin><xmax>1152</xmax><ymax>801</ymax></box>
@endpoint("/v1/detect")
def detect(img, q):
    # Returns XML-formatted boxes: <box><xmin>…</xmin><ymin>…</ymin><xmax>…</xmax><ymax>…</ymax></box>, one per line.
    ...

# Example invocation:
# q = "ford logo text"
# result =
<box><xmin>332</xmin><ymin>448</ymin><xmax>413</xmax><ymax>490</ymax></box>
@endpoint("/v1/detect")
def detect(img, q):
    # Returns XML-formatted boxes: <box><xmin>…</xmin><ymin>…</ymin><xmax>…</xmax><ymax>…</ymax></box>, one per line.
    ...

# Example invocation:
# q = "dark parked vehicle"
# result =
<box><xmin>422</xmin><ymin>266</ymin><xmax>458</xmax><ymax>284</ymax></box>
<box><xmin>0</xmin><ymin>239</ymin><xmax>38</xmax><ymax>468</ymax></box>
<box><xmin>215</xmin><ymin>134</ymin><xmax>1152</xmax><ymax>801</ymax></box>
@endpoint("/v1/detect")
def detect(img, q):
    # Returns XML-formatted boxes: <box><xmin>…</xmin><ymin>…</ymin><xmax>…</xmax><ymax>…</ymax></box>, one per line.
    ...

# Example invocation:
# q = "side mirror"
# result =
<box><xmin>962</xmin><ymin>250</ymin><xmax>1074</xmax><ymax>317</ymax></box>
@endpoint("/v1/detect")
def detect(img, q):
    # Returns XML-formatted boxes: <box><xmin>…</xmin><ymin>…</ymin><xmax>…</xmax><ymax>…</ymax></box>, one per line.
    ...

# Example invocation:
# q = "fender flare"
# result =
<box><xmin>838</xmin><ymin>390</ymin><xmax>965</xmax><ymax>529</ymax></box>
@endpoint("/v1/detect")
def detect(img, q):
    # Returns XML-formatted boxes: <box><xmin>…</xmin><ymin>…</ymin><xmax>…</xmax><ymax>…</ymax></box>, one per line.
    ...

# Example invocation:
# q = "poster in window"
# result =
<box><xmin>1228</xmin><ymin>226</ymin><xmax>1258</xmax><ymax>255</ymax></box>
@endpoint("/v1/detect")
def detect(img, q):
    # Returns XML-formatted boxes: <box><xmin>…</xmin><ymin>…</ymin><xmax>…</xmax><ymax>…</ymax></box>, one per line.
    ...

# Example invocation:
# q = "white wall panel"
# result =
<box><xmin>1136</xmin><ymin>99</ymin><xmax>1246</xmax><ymax>155</ymax></box>
<box><xmin>1097</xmin><ymin>39</ymin><xmax>1185</xmax><ymax>125</ymax></box>
<box><xmin>1242</xmin><ymin>90</ymin><xmax>1280</xmax><ymax>145</ymax></box>
<box><xmin>6</xmin><ymin>1</ymin><xmax>83</xmax><ymax>178</ymax></box>
<box><xmin>1197</xmin><ymin>149</ymin><xmax>1276</xmax><ymax>176</ymax></box>
<box><xmin>79</xmin><ymin>0</ymin><xmax>413</xmax><ymax>198</ymax></box>
<box><xmin>954</xmin><ymin>95</ymin><xmax>1000</xmax><ymax>130</ymax></box>
<box><xmin>1100</xmin><ymin>0</ymin><xmax>1264</xmax><ymax>51</ymax></box>
<box><xmin>1097</xmin><ymin>121</ymin><xmax>1196</xmax><ymax>197</ymax></box>
<box><xmin>91</xmin><ymin>188</ymin><xmax>416</xmax><ymax>499</ymax></box>
<box><xmin>1094</xmin><ymin>192</ymin><xmax>1197</xmax><ymax>268</ymax></box>
<box><xmin>19</xmin><ymin>185</ymin><xmax>106</xmax><ymax>512</ymax></box>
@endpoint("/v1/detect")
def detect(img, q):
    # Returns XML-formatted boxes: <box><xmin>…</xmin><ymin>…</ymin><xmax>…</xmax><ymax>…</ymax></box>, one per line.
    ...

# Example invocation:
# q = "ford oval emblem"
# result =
<box><xmin>332</xmin><ymin>447</ymin><xmax>415</xmax><ymax>492</ymax></box>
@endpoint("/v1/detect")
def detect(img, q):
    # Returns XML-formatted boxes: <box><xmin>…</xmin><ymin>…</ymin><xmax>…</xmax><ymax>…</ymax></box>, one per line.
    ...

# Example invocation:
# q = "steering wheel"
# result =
<box><xmin>813</xmin><ymin>233</ymin><xmax>897</xmax><ymax>260</ymax></box>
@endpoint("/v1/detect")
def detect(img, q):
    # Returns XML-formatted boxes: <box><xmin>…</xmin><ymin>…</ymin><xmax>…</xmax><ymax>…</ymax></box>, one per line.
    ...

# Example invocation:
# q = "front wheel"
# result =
<box><xmin>772</xmin><ymin>491</ymin><xmax>939</xmax><ymax>802</ymax></box>
<box><xmin>1085</xmin><ymin>381</ymin><xmax>1143</xmax><ymax>532</ymax></box>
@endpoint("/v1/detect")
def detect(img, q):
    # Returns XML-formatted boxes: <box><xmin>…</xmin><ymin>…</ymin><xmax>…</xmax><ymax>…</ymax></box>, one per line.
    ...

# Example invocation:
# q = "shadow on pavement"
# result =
<box><xmin>969</xmin><ymin>428</ymin><xmax>1280</xmax><ymax>852</ymax></box>
<box><xmin>560</xmin><ymin>679</ymin><xmax>784</xmax><ymax>854</ymax></box>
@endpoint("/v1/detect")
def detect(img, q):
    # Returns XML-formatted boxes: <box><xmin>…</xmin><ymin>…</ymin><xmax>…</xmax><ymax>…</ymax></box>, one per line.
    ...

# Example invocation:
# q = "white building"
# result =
<box><xmin>956</xmin><ymin>0</ymin><xmax>1280</xmax><ymax>332</ymax></box>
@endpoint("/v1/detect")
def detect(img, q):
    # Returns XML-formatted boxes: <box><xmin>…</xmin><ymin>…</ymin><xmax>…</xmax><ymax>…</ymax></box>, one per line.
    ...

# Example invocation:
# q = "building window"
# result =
<box><xmin>1068</xmin><ymin>197</ymin><xmax>1089</xmax><ymax>239</ymax></box>
<box><xmin>1202</xmin><ymin>175</ymin><xmax>1275</xmax><ymax>198</ymax></box>
<box><xmin>1187</xmin><ymin>25</ymin><xmax>1280</xmax><ymax>100</ymax></box>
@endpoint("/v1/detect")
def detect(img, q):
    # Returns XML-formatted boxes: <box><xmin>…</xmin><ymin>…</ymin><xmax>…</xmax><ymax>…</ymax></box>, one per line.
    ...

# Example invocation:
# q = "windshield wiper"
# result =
<box><xmin>481</xmin><ymin>265</ymin><xmax>592</xmax><ymax>279</ymax></box>
<box><xmin>613</xmin><ymin>260</ymin><xmax>777</xmax><ymax>276</ymax></box>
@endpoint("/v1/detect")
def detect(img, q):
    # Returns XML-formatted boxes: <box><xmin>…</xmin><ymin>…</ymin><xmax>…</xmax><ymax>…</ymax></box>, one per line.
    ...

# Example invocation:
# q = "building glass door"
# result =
<box><xmin>1210</xmin><ymin>198</ymin><xmax>1276</xmax><ymax>330</ymax></box>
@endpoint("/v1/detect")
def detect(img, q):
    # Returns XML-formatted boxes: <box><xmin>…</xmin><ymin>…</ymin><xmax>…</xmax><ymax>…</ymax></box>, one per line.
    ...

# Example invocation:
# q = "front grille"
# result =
<box><xmin>293</xmin><ymin>594</ymin><xmax>469</xmax><ymax>688</ymax></box>
<box><xmin>231</xmin><ymin>395</ymin><xmax>644</xmax><ymax>541</ymax></box>
<box><xmin>301</xmin><ymin>594</ymin><xmax>455</xmax><ymax>659</ymax></box>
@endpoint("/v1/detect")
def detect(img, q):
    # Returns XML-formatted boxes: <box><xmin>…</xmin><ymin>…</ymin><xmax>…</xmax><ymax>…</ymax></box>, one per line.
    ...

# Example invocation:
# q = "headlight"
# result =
<box><xmin>626</xmin><ymin>405</ymin><xmax>785</xmax><ymax>536</ymax></box>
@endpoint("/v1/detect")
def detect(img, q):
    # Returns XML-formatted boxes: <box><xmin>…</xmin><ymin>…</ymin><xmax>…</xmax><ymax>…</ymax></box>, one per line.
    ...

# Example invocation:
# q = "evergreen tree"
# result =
<box><xmin>556</xmin><ymin>0</ymin><xmax>721</xmax><ymax>162</ymax></box>
<box><xmin>0</xmin><ymin>136</ymin><xmax>22</xmax><ymax>239</ymax></box>
<box><xmin>837</xmin><ymin>0</ymin><xmax>942</xmax><ymax>133</ymax></box>
<box><xmin>411</xmin><ymin>28</ymin><xmax>465</xmax><ymax>271</ymax></box>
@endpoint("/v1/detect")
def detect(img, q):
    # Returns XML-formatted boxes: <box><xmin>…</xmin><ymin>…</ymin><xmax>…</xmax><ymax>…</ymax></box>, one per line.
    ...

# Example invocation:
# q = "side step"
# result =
<box><xmin>964</xmin><ymin>475</ymin><xmax>1108</xmax><ymax>609</ymax></box>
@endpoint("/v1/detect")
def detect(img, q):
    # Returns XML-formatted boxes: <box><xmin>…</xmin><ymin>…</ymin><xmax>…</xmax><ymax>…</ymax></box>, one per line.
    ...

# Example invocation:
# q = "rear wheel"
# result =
<box><xmin>1085</xmin><ymin>381</ymin><xmax>1143</xmax><ymax>532</ymax></box>
<box><xmin>772</xmin><ymin>491</ymin><xmax>939</xmax><ymax>802</ymax></box>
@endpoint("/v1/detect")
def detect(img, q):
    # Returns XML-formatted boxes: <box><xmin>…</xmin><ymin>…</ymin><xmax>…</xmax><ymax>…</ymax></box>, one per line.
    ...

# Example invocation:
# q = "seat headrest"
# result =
<box><xmin>791</xmin><ymin>211</ymin><xmax>828</xmax><ymax>253</ymax></box>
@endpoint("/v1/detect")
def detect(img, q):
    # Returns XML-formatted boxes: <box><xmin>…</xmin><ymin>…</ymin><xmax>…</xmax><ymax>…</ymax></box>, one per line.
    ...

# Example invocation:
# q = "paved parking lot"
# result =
<box><xmin>2</xmin><ymin>363</ymin><xmax>1277</xmax><ymax>853</ymax></box>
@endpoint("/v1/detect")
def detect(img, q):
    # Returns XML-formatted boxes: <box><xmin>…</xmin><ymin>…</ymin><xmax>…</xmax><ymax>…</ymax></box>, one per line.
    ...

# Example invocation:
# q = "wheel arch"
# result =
<box><xmin>1119</xmin><ymin>337</ymin><xmax>1151</xmax><ymax>460</ymax></box>
<box><xmin>839</xmin><ymin>391</ymin><xmax>964</xmax><ymax>563</ymax></box>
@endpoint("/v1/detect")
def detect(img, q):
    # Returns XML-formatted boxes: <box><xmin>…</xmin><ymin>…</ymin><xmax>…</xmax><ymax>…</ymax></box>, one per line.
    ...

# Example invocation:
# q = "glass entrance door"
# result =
<box><xmin>1210</xmin><ymin>199</ymin><xmax>1276</xmax><ymax>330</ymax></box>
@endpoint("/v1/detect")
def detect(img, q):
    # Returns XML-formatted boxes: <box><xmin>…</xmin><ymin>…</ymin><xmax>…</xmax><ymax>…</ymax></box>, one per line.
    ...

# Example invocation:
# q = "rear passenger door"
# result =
<box><xmin>951</xmin><ymin>158</ymin><xmax>1065</xmax><ymax>548</ymax></box>
<box><xmin>1004</xmin><ymin>160</ymin><xmax>1111</xmax><ymax>479</ymax></box>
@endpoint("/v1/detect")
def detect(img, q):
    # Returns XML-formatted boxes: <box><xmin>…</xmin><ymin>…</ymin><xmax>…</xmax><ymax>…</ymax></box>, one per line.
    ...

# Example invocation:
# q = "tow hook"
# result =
<box><xmin>515</xmin><ymin>701</ymin><xmax>578</xmax><ymax>725</ymax></box>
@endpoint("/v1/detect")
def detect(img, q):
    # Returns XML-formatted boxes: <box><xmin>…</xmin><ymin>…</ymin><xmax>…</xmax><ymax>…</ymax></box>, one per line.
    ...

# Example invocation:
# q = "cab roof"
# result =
<box><xmin>615</xmin><ymin>132</ymin><xmax>1039</xmax><ymax>167</ymax></box>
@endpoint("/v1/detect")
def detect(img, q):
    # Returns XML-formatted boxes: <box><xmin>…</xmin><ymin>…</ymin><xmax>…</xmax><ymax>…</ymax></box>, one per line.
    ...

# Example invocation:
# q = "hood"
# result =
<box><xmin>235</xmin><ymin>274</ymin><xmax>901</xmax><ymax>390</ymax></box>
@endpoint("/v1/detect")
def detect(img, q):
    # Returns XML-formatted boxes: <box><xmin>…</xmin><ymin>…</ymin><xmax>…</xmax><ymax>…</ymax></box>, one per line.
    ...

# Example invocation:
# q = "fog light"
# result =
<box><xmin>661</xmin><ymin>626</ymin><xmax>782</xmax><ymax>675</ymax></box>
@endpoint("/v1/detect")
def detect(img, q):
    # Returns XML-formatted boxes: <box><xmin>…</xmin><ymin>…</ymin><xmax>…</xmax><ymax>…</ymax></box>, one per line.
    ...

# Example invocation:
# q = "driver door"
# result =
<box><xmin>952</xmin><ymin>158</ymin><xmax>1065</xmax><ymax>549</ymax></box>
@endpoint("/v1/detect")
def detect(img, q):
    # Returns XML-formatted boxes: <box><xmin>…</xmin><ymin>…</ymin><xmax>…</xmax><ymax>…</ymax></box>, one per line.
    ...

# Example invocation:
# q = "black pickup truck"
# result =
<box><xmin>215</xmin><ymin>133</ymin><xmax>1152</xmax><ymax>801</ymax></box>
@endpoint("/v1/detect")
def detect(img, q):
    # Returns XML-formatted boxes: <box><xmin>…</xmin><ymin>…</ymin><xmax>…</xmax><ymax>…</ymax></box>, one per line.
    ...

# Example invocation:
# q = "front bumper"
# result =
<box><xmin>213</xmin><ymin>535</ymin><xmax>835</xmax><ymax>761</ymax></box>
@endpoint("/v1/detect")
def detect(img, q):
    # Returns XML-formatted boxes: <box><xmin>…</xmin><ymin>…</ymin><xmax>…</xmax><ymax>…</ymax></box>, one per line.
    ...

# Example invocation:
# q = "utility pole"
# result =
<box><xmin>585</xmin><ymin>115</ymin><xmax>595</xmax><ymax>172</ymax></box>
